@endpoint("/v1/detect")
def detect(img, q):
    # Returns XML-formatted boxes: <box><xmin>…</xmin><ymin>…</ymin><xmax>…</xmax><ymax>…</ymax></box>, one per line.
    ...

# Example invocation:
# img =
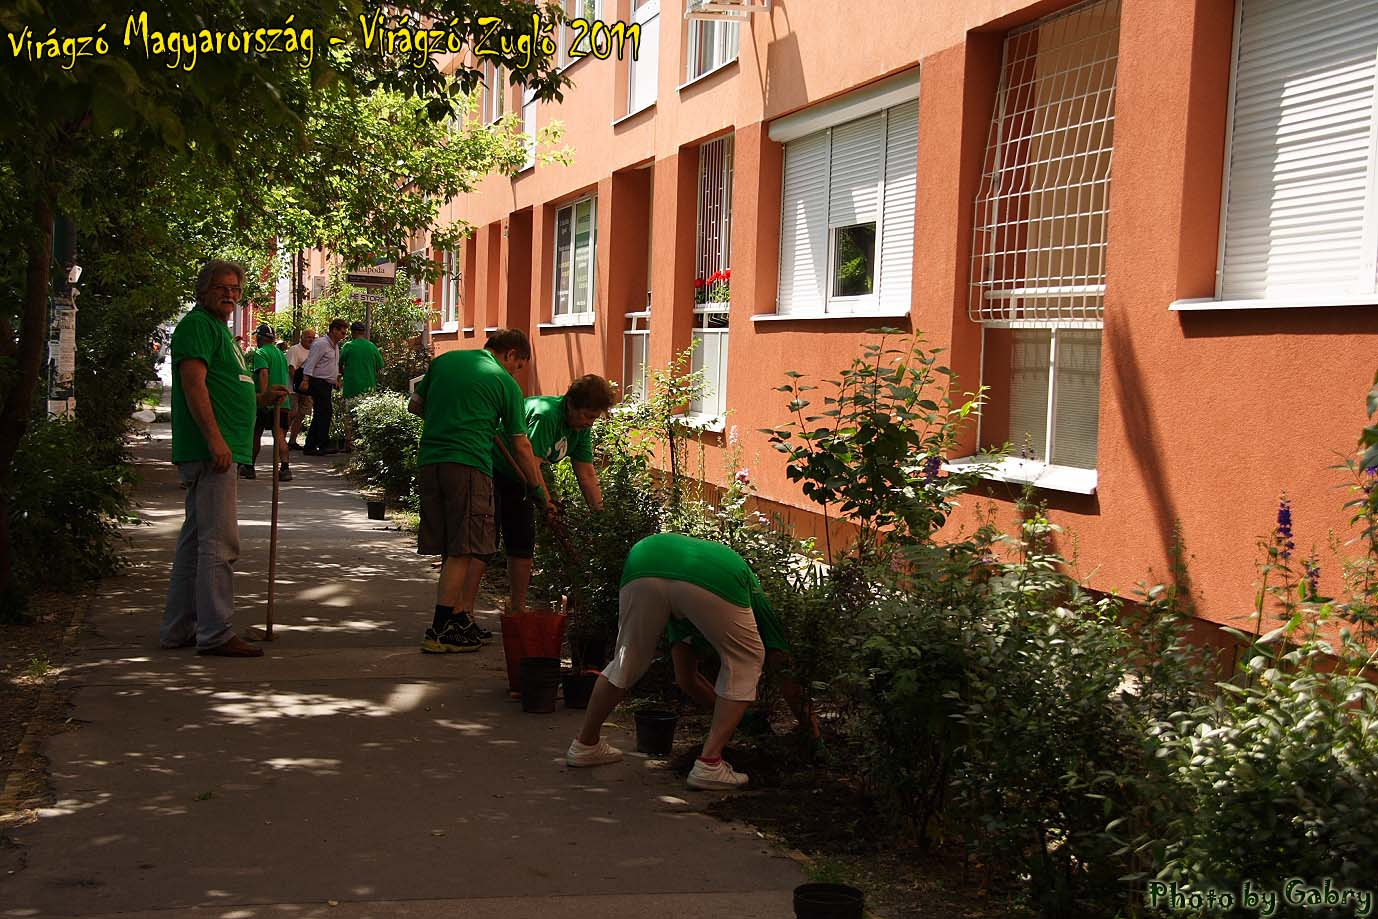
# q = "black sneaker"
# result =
<box><xmin>279</xmin><ymin>464</ymin><xmax>293</xmax><ymax>482</ymax></box>
<box><xmin>454</xmin><ymin>615</ymin><xmax>493</xmax><ymax>644</ymax></box>
<box><xmin>420</xmin><ymin>621</ymin><xmax>482</xmax><ymax>654</ymax></box>
<box><xmin>238</xmin><ymin>464</ymin><xmax>256</xmax><ymax>479</ymax></box>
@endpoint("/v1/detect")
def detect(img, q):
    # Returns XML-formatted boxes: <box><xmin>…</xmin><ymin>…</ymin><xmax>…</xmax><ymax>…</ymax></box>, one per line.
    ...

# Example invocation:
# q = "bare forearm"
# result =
<box><xmin>574</xmin><ymin>462</ymin><xmax>603</xmax><ymax>510</ymax></box>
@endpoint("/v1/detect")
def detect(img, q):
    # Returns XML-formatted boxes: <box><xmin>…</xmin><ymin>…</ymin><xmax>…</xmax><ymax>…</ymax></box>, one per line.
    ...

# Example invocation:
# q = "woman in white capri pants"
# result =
<box><xmin>565</xmin><ymin>532</ymin><xmax>770</xmax><ymax>790</ymax></box>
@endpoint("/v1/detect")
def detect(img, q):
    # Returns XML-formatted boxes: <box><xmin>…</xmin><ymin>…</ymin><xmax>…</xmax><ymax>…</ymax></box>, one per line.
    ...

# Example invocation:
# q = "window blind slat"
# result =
<box><xmin>879</xmin><ymin>101</ymin><xmax>919</xmax><ymax>312</ymax></box>
<box><xmin>778</xmin><ymin>132</ymin><xmax>829</xmax><ymax>315</ymax></box>
<box><xmin>828</xmin><ymin>113</ymin><xmax>885</xmax><ymax>227</ymax></box>
<box><xmin>1219</xmin><ymin>0</ymin><xmax>1378</xmax><ymax>300</ymax></box>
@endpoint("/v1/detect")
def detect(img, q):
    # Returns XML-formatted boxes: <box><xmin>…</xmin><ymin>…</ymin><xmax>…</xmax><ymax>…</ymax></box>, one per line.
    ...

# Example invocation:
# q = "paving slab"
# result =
<box><xmin>1</xmin><ymin>422</ymin><xmax>803</xmax><ymax>918</ymax></box>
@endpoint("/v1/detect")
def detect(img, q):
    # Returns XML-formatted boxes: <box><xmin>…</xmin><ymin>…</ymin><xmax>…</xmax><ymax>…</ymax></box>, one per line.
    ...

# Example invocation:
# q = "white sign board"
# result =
<box><xmin>346</xmin><ymin>262</ymin><xmax>396</xmax><ymax>287</ymax></box>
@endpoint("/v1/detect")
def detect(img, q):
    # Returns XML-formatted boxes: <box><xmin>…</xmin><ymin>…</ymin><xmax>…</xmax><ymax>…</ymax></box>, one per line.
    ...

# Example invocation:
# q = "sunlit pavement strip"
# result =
<box><xmin>0</xmin><ymin>416</ymin><xmax>801</xmax><ymax>917</ymax></box>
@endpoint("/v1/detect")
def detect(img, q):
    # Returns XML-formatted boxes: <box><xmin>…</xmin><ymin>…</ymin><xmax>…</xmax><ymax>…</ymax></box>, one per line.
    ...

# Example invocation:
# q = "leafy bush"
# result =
<box><xmin>348</xmin><ymin>392</ymin><xmax>423</xmax><ymax>506</ymax></box>
<box><xmin>535</xmin><ymin>406</ymin><xmax>662</xmax><ymax>663</ymax></box>
<box><xmin>8</xmin><ymin>418</ymin><xmax>131</xmax><ymax>594</ymax></box>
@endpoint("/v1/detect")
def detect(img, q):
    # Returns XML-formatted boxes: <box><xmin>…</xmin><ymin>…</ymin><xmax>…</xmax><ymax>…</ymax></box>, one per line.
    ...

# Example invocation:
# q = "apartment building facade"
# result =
<box><xmin>321</xmin><ymin>0</ymin><xmax>1378</xmax><ymax>630</ymax></box>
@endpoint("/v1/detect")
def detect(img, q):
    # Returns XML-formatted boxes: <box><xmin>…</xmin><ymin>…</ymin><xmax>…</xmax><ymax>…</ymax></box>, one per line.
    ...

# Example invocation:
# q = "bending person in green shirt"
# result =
<box><xmin>485</xmin><ymin>375</ymin><xmax>616</xmax><ymax>614</ymax></box>
<box><xmin>565</xmin><ymin>533</ymin><xmax>772</xmax><ymax>791</ymax></box>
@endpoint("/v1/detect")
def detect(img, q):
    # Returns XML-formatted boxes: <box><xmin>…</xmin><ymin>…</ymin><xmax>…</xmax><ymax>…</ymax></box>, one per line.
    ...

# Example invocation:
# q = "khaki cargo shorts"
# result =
<box><xmin>417</xmin><ymin>463</ymin><xmax>497</xmax><ymax>558</ymax></box>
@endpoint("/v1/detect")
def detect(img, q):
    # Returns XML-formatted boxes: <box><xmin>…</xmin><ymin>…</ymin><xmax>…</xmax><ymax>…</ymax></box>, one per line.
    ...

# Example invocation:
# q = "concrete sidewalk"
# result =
<box><xmin>0</xmin><ymin>421</ymin><xmax>802</xmax><ymax>918</ymax></box>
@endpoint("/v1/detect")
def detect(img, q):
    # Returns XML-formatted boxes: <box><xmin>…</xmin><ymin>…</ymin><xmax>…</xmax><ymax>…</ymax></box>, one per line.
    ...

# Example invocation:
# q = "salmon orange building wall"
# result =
<box><xmin>332</xmin><ymin>0</ymin><xmax>1378</xmax><ymax>631</ymax></box>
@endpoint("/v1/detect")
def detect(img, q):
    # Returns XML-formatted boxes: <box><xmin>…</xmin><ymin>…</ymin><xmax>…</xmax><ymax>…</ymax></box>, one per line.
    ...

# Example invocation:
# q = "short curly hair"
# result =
<box><xmin>565</xmin><ymin>374</ymin><xmax>615</xmax><ymax>413</ymax></box>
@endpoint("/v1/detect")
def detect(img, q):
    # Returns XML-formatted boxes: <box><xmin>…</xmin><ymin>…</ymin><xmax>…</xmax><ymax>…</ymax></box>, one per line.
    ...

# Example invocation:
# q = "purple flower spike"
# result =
<box><xmin>1275</xmin><ymin>496</ymin><xmax>1295</xmax><ymax>560</ymax></box>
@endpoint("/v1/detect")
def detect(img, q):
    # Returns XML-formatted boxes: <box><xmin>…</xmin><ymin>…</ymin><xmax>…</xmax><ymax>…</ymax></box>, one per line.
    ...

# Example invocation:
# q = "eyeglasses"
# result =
<box><xmin>209</xmin><ymin>284</ymin><xmax>243</xmax><ymax>296</ymax></box>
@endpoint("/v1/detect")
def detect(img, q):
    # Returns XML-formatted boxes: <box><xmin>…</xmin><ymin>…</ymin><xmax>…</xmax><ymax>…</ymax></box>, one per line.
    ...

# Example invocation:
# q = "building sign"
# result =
<box><xmin>345</xmin><ymin>261</ymin><xmax>396</xmax><ymax>287</ymax></box>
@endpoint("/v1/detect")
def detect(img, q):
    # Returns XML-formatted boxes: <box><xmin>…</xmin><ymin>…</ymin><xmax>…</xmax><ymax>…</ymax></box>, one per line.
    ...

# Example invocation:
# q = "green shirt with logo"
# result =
<box><xmin>170</xmin><ymin>307</ymin><xmax>256</xmax><ymax>465</ymax></box>
<box><xmin>492</xmin><ymin>395</ymin><xmax>594</xmax><ymax>482</ymax></box>
<box><xmin>416</xmin><ymin>348</ymin><xmax>527</xmax><ymax>475</ymax></box>
<box><xmin>340</xmin><ymin>337</ymin><xmax>384</xmax><ymax>398</ymax></box>
<box><xmin>249</xmin><ymin>344</ymin><xmax>292</xmax><ymax>411</ymax></box>
<box><xmin>621</xmin><ymin>533</ymin><xmax>775</xmax><ymax>619</ymax></box>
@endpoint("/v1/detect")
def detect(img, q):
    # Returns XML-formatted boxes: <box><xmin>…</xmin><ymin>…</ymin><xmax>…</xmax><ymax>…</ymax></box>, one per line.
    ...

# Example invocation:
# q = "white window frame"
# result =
<box><xmin>773</xmin><ymin>101</ymin><xmax>918</xmax><ymax>318</ymax></box>
<box><xmin>1173</xmin><ymin>0</ymin><xmax>1378</xmax><ymax>312</ymax></box>
<box><xmin>483</xmin><ymin>63</ymin><xmax>506</xmax><ymax>124</ymax></box>
<box><xmin>440</xmin><ymin>248</ymin><xmax>460</xmax><ymax>332</ymax></box>
<box><xmin>559</xmin><ymin>0</ymin><xmax>604</xmax><ymax>69</ymax></box>
<box><xmin>684</xmin><ymin>10</ymin><xmax>739</xmax><ymax>84</ymax></box>
<box><xmin>961</xmin><ymin>0</ymin><xmax>1121</xmax><ymax>493</ymax></box>
<box><xmin>688</xmin><ymin>304</ymin><xmax>728</xmax><ymax>426</ymax></box>
<box><xmin>552</xmin><ymin>197</ymin><xmax>598</xmax><ymax>325</ymax></box>
<box><xmin>521</xmin><ymin>86</ymin><xmax>538</xmax><ymax>171</ymax></box>
<box><xmin>628</xmin><ymin>0</ymin><xmax>660</xmax><ymax>115</ymax></box>
<box><xmin>623</xmin><ymin>308</ymin><xmax>651</xmax><ymax>403</ymax></box>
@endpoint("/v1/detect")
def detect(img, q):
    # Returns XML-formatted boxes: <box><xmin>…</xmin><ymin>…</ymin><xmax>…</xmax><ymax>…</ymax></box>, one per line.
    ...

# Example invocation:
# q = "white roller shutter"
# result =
<box><xmin>628</xmin><ymin>1</ymin><xmax>659</xmax><ymax>113</ymax></box>
<box><xmin>1219</xmin><ymin>0</ymin><xmax>1378</xmax><ymax>300</ymax></box>
<box><xmin>879</xmin><ymin>101</ymin><xmax>919</xmax><ymax>312</ymax></box>
<box><xmin>777</xmin><ymin>132</ymin><xmax>829</xmax><ymax>315</ymax></box>
<box><xmin>827</xmin><ymin>113</ymin><xmax>884</xmax><ymax>228</ymax></box>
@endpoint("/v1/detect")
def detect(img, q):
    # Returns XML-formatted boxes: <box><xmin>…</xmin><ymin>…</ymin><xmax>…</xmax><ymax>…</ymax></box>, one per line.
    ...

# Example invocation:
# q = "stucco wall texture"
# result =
<box><xmin>323</xmin><ymin>0</ymin><xmax>1378</xmax><ymax>630</ymax></box>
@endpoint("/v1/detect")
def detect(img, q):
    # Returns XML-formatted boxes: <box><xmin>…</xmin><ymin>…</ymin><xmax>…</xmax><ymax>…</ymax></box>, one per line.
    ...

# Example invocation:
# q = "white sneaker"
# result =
<box><xmin>565</xmin><ymin>738</ymin><xmax>624</xmax><ymax>767</ymax></box>
<box><xmin>686</xmin><ymin>758</ymin><xmax>749</xmax><ymax>790</ymax></box>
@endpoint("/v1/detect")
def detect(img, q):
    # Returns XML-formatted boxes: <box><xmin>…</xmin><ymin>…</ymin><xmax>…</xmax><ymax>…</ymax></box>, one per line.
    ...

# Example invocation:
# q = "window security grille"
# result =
<box><xmin>969</xmin><ymin>0</ymin><xmax>1120</xmax><ymax>329</ymax></box>
<box><xmin>691</xmin><ymin>135</ymin><xmax>733</xmax><ymax>420</ymax></box>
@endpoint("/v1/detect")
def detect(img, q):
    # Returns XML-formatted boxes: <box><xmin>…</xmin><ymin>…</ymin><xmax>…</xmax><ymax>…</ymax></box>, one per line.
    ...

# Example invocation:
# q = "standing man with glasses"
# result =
<box><xmin>162</xmin><ymin>260</ymin><xmax>283</xmax><ymax>657</ymax></box>
<box><xmin>300</xmin><ymin>317</ymin><xmax>348</xmax><ymax>456</ymax></box>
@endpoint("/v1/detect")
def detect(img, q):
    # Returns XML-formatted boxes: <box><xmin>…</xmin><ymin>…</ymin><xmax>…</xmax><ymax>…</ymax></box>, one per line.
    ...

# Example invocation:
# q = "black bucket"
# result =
<box><xmin>562</xmin><ymin>671</ymin><xmax>598</xmax><ymax>709</ymax></box>
<box><xmin>633</xmin><ymin>708</ymin><xmax>678</xmax><ymax>755</ymax></box>
<box><xmin>793</xmin><ymin>883</ymin><xmax>864</xmax><ymax>919</ymax></box>
<box><xmin>519</xmin><ymin>657</ymin><xmax>560</xmax><ymax>713</ymax></box>
<box><xmin>366</xmin><ymin>499</ymin><xmax>385</xmax><ymax>520</ymax></box>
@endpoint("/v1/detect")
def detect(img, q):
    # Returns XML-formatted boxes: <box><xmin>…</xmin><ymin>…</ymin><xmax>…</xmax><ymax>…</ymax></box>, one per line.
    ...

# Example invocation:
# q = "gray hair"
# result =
<box><xmin>195</xmin><ymin>259</ymin><xmax>247</xmax><ymax>302</ymax></box>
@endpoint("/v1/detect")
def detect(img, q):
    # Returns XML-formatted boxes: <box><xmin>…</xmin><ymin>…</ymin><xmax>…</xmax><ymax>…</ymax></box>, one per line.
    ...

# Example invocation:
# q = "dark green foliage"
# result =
<box><xmin>349</xmin><ymin>392</ymin><xmax>424</xmax><ymax>507</ymax></box>
<box><xmin>9</xmin><ymin>419</ymin><xmax>130</xmax><ymax>593</ymax></box>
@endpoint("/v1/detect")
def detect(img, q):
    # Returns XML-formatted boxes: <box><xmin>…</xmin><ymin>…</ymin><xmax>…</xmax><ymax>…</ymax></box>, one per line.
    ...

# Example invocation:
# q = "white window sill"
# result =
<box><xmin>614</xmin><ymin>102</ymin><xmax>656</xmax><ymax>126</ymax></box>
<box><xmin>1170</xmin><ymin>295</ymin><xmax>1378</xmax><ymax>312</ymax></box>
<box><xmin>678</xmin><ymin>58</ymin><xmax>738</xmax><ymax>92</ymax></box>
<box><xmin>946</xmin><ymin>456</ymin><xmax>1098</xmax><ymax>496</ymax></box>
<box><xmin>540</xmin><ymin>315</ymin><xmax>596</xmax><ymax>330</ymax></box>
<box><xmin>463</xmin><ymin>327</ymin><xmax>475</xmax><ymax>334</ymax></box>
<box><xmin>484</xmin><ymin>326</ymin><xmax>499</xmax><ymax>333</ymax></box>
<box><xmin>672</xmin><ymin>413</ymin><xmax>726</xmax><ymax>434</ymax></box>
<box><xmin>751</xmin><ymin>309</ymin><xmax>911</xmax><ymax>323</ymax></box>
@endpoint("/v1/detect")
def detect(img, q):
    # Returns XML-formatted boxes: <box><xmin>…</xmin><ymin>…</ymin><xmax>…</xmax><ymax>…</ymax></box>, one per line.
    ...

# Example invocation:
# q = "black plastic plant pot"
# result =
<box><xmin>366</xmin><ymin>499</ymin><xmax>385</xmax><ymax>520</ymax></box>
<box><xmin>633</xmin><ymin>708</ymin><xmax>678</xmax><ymax>755</ymax></box>
<box><xmin>562</xmin><ymin>671</ymin><xmax>598</xmax><ymax>709</ymax></box>
<box><xmin>793</xmin><ymin>883</ymin><xmax>864</xmax><ymax>919</ymax></box>
<box><xmin>519</xmin><ymin>657</ymin><xmax>560</xmax><ymax>713</ymax></box>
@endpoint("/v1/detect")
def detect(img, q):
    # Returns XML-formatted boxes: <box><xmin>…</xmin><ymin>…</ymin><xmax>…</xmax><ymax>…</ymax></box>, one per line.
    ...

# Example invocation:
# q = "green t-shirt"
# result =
<box><xmin>492</xmin><ymin>395</ymin><xmax>595</xmax><ymax>482</ymax></box>
<box><xmin>621</xmin><ymin>533</ymin><xmax>775</xmax><ymax>617</ymax></box>
<box><xmin>170</xmin><ymin>307</ymin><xmax>256</xmax><ymax>465</ymax></box>
<box><xmin>340</xmin><ymin>337</ymin><xmax>384</xmax><ymax>398</ymax></box>
<box><xmin>416</xmin><ymin>348</ymin><xmax>527</xmax><ymax>474</ymax></box>
<box><xmin>249</xmin><ymin>344</ymin><xmax>292</xmax><ymax>411</ymax></box>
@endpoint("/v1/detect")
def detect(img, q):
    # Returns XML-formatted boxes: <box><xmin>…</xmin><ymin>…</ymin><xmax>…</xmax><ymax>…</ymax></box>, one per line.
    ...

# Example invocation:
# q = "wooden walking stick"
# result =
<box><xmin>248</xmin><ymin>395</ymin><xmax>286</xmax><ymax>642</ymax></box>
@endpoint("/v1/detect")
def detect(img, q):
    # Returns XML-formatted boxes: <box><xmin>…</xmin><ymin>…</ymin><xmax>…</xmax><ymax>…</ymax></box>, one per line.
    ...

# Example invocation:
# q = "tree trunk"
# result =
<box><xmin>0</xmin><ymin>193</ymin><xmax>55</xmax><ymax>605</ymax></box>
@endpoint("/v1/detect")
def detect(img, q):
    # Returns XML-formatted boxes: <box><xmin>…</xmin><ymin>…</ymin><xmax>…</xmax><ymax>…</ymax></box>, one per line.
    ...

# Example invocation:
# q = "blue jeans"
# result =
<box><xmin>161</xmin><ymin>461</ymin><xmax>240</xmax><ymax>650</ymax></box>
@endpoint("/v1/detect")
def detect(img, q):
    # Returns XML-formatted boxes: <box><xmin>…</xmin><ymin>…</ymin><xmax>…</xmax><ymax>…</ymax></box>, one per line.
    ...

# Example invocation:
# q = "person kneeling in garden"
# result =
<box><xmin>485</xmin><ymin>374</ymin><xmax>616</xmax><ymax>613</ymax></box>
<box><xmin>565</xmin><ymin>532</ymin><xmax>770</xmax><ymax>790</ymax></box>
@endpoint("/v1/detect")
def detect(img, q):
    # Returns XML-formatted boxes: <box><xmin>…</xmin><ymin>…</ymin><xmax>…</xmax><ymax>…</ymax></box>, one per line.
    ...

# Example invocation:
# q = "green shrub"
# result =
<box><xmin>348</xmin><ymin>392</ymin><xmax>423</xmax><ymax>506</ymax></box>
<box><xmin>9</xmin><ymin>418</ymin><xmax>131</xmax><ymax>593</ymax></box>
<box><xmin>536</xmin><ymin>408</ymin><xmax>662</xmax><ymax>665</ymax></box>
